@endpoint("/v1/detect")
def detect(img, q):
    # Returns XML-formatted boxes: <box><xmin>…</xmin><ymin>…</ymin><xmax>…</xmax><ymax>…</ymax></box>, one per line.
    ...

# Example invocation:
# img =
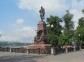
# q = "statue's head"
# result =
<box><xmin>41</xmin><ymin>6</ymin><xmax>43</xmax><ymax>9</ymax></box>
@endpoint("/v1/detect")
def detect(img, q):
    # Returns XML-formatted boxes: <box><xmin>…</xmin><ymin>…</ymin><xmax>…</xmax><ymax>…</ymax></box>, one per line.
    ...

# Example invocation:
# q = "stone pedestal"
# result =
<box><xmin>28</xmin><ymin>20</ymin><xmax>51</xmax><ymax>54</ymax></box>
<box><xmin>34</xmin><ymin>21</ymin><xmax>48</xmax><ymax>44</ymax></box>
<box><xmin>28</xmin><ymin>44</ymin><xmax>51</xmax><ymax>54</ymax></box>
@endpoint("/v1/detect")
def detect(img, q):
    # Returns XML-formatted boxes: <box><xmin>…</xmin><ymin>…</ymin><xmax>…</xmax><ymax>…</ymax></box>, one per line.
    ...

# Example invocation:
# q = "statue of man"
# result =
<box><xmin>39</xmin><ymin>6</ymin><xmax>45</xmax><ymax>21</ymax></box>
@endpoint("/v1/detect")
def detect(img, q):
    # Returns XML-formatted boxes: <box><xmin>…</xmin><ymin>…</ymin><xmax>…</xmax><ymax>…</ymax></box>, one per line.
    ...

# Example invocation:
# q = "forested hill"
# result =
<box><xmin>0</xmin><ymin>41</ymin><xmax>30</xmax><ymax>47</ymax></box>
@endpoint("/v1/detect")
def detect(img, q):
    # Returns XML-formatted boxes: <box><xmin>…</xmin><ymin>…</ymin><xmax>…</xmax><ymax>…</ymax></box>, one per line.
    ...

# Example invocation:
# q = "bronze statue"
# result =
<box><xmin>39</xmin><ymin>6</ymin><xmax>45</xmax><ymax>21</ymax></box>
<box><xmin>34</xmin><ymin>6</ymin><xmax>48</xmax><ymax>44</ymax></box>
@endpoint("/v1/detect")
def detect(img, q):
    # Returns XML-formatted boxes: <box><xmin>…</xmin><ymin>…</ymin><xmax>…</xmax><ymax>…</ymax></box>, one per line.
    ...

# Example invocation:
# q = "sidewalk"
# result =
<box><xmin>38</xmin><ymin>49</ymin><xmax>84</xmax><ymax>62</ymax></box>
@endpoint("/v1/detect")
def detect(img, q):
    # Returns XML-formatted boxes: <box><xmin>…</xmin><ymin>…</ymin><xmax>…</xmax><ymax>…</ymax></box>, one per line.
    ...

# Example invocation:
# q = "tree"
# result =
<box><xmin>75</xmin><ymin>10</ymin><xmax>84</xmax><ymax>46</ymax></box>
<box><xmin>58</xmin><ymin>34</ymin><xmax>66</xmax><ymax>47</ymax></box>
<box><xmin>63</xmin><ymin>10</ymin><xmax>74</xmax><ymax>46</ymax></box>
<box><xmin>46</xmin><ymin>15</ymin><xmax>62</xmax><ymax>46</ymax></box>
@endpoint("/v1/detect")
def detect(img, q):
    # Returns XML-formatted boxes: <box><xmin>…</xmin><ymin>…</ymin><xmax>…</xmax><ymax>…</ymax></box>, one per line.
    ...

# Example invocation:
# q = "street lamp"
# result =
<box><xmin>51</xmin><ymin>25</ymin><xmax>53</xmax><ymax>28</ymax></box>
<box><xmin>61</xmin><ymin>30</ymin><xmax>64</xmax><ymax>34</ymax></box>
<box><xmin>72</xmin><ymin>41</ymin><xmax>76</xmax><ymax>51</ymax></box>
<box><xmin>78</xmin><ymin>34</ymin><xmax>81</xmax><ymax>50</ymax></box>
<box><xmin>79</xmin><ymin>34</ymin><xmax>80</xmax><ymax>37</ymax></box>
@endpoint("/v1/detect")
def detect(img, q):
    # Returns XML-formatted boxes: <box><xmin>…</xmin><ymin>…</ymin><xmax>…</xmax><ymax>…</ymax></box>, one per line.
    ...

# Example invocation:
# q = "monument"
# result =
<box><xmin>34</xmin><ymin>6</ymin><xmax>48</xmax><ymax>44</ymax></box>
<box><xmin>28</xmin><ymin>6</ymin><xmax>51</xmax><ymax>54</ymax></box>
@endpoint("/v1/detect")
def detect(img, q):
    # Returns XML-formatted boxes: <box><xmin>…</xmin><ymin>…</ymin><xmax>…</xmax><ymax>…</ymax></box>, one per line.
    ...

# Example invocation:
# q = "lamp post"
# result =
<box><xmin>61</xmin><ymin>30</ymin><xmax>64</xmax><ymax>34</ymax></box>
<box><xmin>61</xmin><ymin>30</ymin><xmax>64</xmax><ymax>48</ymax></box>
<box><xmin>50</xmin><ymin>24</ymin><xmax>55</xmax><ymax>55</ymax></box>
<box><xmin>79</xmin><ymin>34</ymin><xmax>81</xmax><ymax>50</ymax></box>
<box><xmin>51</xmin><ymin>24</ymin><xmax>54</xmax><ymax>28</ymax></box>
<box><xmin>72</xmin><ymin>41</ymin><xmax>76</xmax><ymax>51</ymax></box>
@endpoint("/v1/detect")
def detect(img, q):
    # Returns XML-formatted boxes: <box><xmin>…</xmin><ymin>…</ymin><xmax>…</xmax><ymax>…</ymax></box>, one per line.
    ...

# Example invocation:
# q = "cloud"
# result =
<box><xmin>15</xmin><ymin>26</ymin><xmax>36</xmax><ymax>43</ymax></box>
<box><xmin>19</xmin><ymin>26</ymin><xmax>36</xmax><ymax>37</ymax></box>
<box><xmin>16</xmin><ymin>18</ymin><xmax>24</xmax><ymax>25</ymax></box>
<box><xmin>19</xmin><ymin>26</ymin><xmax>36</xmax><ymax>42</ymax></box>
<box><xmin>0</xmin><ymin>26</ymin><xmax>36</xmax><ymax>43</ymax></box>
<box><xmin>70</xmin><ymin>0</ymin><xmax>84</xmax><ymax>29</ymax></box>
<box><xmin>0</xmin><ymin>35</ymin><xmax>17</xmax><ymax>41</ymax></box>
<box><xmin>1</xmin><ymin>0</ymin><xmax>84</xmax><ymax>43</ymax></box>
<box><xmin>18</xmin><ymin>0</ymin><xmax>69</xmax><ymax>15</ymax></box>
<box><xmin>0</xmin><ymin>31</ymin><xmax>17</xmax><ymax>41</ymax></box>
<box><xmin>0</xmin><ymin>19</ymin><xmax>36</xmax><ymax>43</ymax></box>
<box><xmin>18</xmin><ymin>0</ymin><xmax>84</xmax><ymax>28</ymax></box>
<box><xmin>71</xmin><ymin>0</ymin><xmax>84</xmax><ymax>10</ymax></box>
<box><xmin>70</xmin><ymin>9</ymin><xmax>84</xmax><ymax>29</ymax></box>
<box><xmin>0</xmin><ymin>31</ymin><xmax>3</xmax><ymax>35</ymax></box>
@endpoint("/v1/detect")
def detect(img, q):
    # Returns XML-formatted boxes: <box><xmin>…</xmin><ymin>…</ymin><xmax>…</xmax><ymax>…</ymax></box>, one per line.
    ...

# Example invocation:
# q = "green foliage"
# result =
<box><xmin>63</xmin><ymin>10</ymin><xmax>74</xmax><ymax>30</ymax></box>
<box><xmin>75</xmin><ymin>16</ymin><xmax>84</xmax><ymax>46</ymax></box>
<box><xmin>48</xmin><ymin>34</ymin><xmax>59</xmax><ymax>46</ymax></box>
<box><xmin>46</xmin><ymin>10</ymin><xmax>75</xmax><ymax>46</ymax></box>
<box><xmin>46</xmin><ymin>15</ymin><xmax>62</xmax><ymax>46</ymax></box>
<box><xmin>46</xmin><ymin>9</ymin><xmax>84</xmax><ymax>47</ymax></box>
<box><xmin>63</xmin><ymin>10</ymin><xmax>74</xmax><ymax>45</ymax></box>
<box><xmin>58</xmin><ymin>34</ymin><xmax>66</xmax><ymax>46</ymax></box>
<box><xmin>78</xmin><ymin>17</ymin><xmax>84</xmax><ymax>27</ymax></box>
<box><xmin>82</xmin><ymin>9</ymin><xmax>84</xmax><ymax>14</ymax></box>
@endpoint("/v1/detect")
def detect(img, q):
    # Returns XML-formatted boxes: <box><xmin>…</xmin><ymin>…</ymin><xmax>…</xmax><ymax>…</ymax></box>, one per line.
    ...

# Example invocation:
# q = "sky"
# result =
<box><xmin>0</xmin><ymin>0</ymin><xmax>84</xmax><ymax>43</ymax></box>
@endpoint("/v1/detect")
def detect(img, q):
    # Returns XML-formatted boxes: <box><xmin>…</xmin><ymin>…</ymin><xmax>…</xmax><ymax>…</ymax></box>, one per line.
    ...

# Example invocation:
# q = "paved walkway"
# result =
<box><xmin>39</xmin><ymin>49</ymin><xmax>84</xmax><ymax>62</ymax></box>
<box><xmin>0</xmin><ymin>50</ymin><xmax>84</xmax><ymax>62</ymax></box>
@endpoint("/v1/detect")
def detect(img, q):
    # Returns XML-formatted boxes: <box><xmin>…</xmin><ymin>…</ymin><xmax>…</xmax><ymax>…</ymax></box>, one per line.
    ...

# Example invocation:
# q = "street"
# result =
<box><xmin>0</xmin><ymin>50</ymin><xmax>84</xmax><ymax>62</ymax></box>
